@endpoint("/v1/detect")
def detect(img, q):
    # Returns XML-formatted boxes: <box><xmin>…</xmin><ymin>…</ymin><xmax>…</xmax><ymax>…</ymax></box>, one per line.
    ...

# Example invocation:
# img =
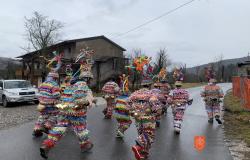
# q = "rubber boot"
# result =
<box><xmin>81</xmin><ymin>141</ymin><xmax>94</xmax><ymax>153</ymax></box>
<box><xmin>32</xmin><ymin>130</ymin><xmax>43</xmax><ymax>137</ymax></box>
<box><xmin>132</xmin><ymin>145</ymin><xmax>145</xmax><ymax>160</ymax></box>
<box><xmin>40</xmin><ymin>145</ymin><xmax>49</xmax><ymax>159</ymax></box>
<box><xmin>208</xmin><ymin>118</ymin><xmax>214</xmax><ymax>124</ymax></box>
<box><xmin>116</xmin><ymin>130</ymin><xmax>124</xmax><ymax>138</ymax></box>
<box><xmin>215</xmin><ymin>116</ymin><xmax>222</xmax><ymax>124</ymax></box>
<box><xmin>174</xmin><ymin>127</ymin><xmax>181</xmax><ymax>134</ymax></box>
<box><xmin>156</xmin><ymin>121</ymin><xmax>160</xmax><ymax>128</ymax></box>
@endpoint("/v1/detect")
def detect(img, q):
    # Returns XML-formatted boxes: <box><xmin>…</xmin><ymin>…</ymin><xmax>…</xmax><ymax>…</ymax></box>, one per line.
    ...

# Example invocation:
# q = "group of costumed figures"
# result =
<box><xmin>33</xmin><ymin>50</ymin><xmax>224</xmax><ymax>160</ymax></box>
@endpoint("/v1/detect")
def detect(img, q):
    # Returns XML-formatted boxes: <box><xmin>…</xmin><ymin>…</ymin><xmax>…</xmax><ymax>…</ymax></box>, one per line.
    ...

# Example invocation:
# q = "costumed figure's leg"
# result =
<box><xmin>155</xmin><ymin>108</ymin><xmax>162</xmax><ymax>127</ymax></box>
<box><xmin>132</xmin><ymin>117</ymin><xmax>156</xmax><ymax>160</ymax></box>
<box><xmin>72</xmin><ymin>116</ymin><xmax>93</xmax><ymax>152</ymax></box>
<box><xmin>171</xmin><ymin>105</ymin><xmax>176</xmax><ymax>117</ymax></box>
<box><xmin>43</xmin><ymin>106</ymin><xmax>59</xmax><ymax>133</ymax></box>
<box><xmin>205</xmin><ymin>105</ymin><xmax>214</xmax><ymax>123</ymax></box>
<box><xmin>104</xmin><ymin>98</ymin><xmax>115</xmax><ymax>119</ymax></box>
<box><xmin>213</xmin><ymin>104</ymin><xmax>222</xmax><ymax>124</ymax></box>
<box><xmin>161</xmin><ymin>101</ymin><xmax>168</xmax><ymax>115</ymax></box>
<box><xmin>116</xmin><ymin>118</ymin><xmax>132</xmax><ymax>138</ymax></box>
<box><xmin>114</xmin><ymin>97</ymin><xmax>132</xmax><ymax>138</ymax></box>
<box><xmin>33</xmin><ymin>112</ymin><xmax>48</xmax><ymax>137</ymax></box>
<box><xmin>40</xmin><ymin>116</ymin><xmax>68</xmax><ymax>159</ymax></box>
<box><xmin>173</xmin><ymin>107</ymin><xmax>186</xmax><ymax>134</ymax></box>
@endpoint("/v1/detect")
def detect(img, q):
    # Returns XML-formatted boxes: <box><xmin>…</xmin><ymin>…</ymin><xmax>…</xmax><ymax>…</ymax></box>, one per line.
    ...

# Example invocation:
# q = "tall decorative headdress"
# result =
<box><xmin>119</xmin><ymin>74</ymin><xmax>130</xmax><ymax>95</ymax></box>
<box><xmin>204</xmin><ymin>65</ymin><xmax>216</xmax><ymax>82</ymax></box>
<box><xmin>173</xmin><ymin>67</ymin><xmax>184</xmax><ymax>82</ymax></box>
<box><xmin>41</xmin><ymin>51</ymin><xmax>63</xmax><ymax>79</ymax></box>
<box><xmin>73</xmin><ymin>48</ymin><xmax>94</xmax><ymax>80</ymax></box>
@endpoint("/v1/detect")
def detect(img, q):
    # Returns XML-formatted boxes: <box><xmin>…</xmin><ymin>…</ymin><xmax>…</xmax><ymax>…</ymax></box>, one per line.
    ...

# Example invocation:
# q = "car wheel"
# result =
<box><xmin>34</xmin><ymin>100</ymin><xmax>39</xmax><ymax>104</ymax></box>
<box><xmin>2</xmin><ymin>96</ymin><xmax>9</xmax><ymax>107</ymax></box>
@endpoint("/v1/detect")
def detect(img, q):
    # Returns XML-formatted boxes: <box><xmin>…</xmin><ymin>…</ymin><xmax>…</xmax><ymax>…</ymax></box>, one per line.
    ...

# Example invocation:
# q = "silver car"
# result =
<box><xmin>0</xmin><ymin>80</ymin><xmax>39</xmax><ymax>107</ymax></box>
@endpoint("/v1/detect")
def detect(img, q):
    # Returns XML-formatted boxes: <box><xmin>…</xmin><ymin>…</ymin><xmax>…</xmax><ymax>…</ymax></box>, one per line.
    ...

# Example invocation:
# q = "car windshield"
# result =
<box><xmin>4</xmin><ymin>81</ymin><xmax>32</xmax><ymax>89</ymax></box>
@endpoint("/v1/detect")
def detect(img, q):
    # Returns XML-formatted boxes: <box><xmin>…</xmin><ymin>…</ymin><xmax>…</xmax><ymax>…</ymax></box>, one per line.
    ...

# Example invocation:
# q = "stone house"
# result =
<box><xmin>16</xmin><ymin>35</ymin><xmax>127</xmax><ymax>90</ymax></box>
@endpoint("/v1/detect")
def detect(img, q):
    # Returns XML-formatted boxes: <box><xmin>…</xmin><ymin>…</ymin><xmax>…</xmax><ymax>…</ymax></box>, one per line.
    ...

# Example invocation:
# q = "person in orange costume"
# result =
<box><xmin>201</xmin><ymin>79</ymin><xmax>224</xmax><ymax>124</ymax></box>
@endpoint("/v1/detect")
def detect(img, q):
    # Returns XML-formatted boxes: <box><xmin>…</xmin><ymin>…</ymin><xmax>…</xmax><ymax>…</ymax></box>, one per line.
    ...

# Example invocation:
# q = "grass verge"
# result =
<box><xmin>182</xmin><ymin>82</ymin><xmax>206</xmax><ymax>89</ymax></box>
<box><xmin>223</xmin><ymin>91</ymin><xmax>250</xmax><ymax>147</ymax></box>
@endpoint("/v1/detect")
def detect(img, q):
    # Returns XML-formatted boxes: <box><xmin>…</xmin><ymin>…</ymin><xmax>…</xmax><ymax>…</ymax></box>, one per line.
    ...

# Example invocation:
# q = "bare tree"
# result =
<box><xmin>154</xmin><ymin>48</ymin><xmax>171</xmax><ymax>74</ymax></box>
<box><xmin>195</xmin><ymin>65</ymin><xmax>201</xmax><ymax>82</ymax></box>
<box><xmin>214</xmin><ymin>54</ymin><xmax>224</xmax><ymax>82</ymax></box>
<box><xmin>24</xmin><ymin>11</ymin><xmax>64</xmax><ymax>51</ymax></box>
<box><xmin>22</xmin><ymin>11</ymin><xmax>64</xmax><ymax>82</ymax></box>
<box><xmin>132</xmin><ymin>48</ymin><xmax>143</xmax><ymax>58</ymax></box>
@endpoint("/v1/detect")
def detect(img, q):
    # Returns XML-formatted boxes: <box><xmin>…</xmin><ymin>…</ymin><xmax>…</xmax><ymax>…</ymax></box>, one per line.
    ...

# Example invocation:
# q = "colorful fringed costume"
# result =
<box><xmin>129</xmin><ymin>88</ymin><xmax>160</xmax><ymax>160</ymax></box>
<box><xmin>41</xmin><ymin>81</ymin><xmax>94</xmax><ymax>152</ymax></box>
<box><xmin>33</xmin><ymin>52</ymin><xmax>62</xmax><ymax>137</ymax></box>
<box><xmin>114</xmin><ymin>95</ymin><xmax>132</xmax><ymax>138</ymax></box>
<box><xmin>201</xmin><ymin>83</ymin><xmax>224</xmax><ymax>124</ymax></box>
<box><xmin>169</xmin><ymin>88</ymin><xmax>189</xmax><ymax>133</ymax></box>
<box><xmin>33</xmin><ymin>80</ymin><xmax>61</xmax><ymax>136</ymax></box>
<box><xmin>149</xmin><ymin>88</ymin><xmax>163</xmax><ymax>127</ymax></box>
<box><xmin>153</xmin><ymin>68</ymin><xmax>171</xmax><ymax>115</ymax></box>
<box><xmin>114</xmin><ymin>74</ymin><xmax>132</xmax><ymax>138</ymax></box>
<box><xmin>102</xmin><ymin>81</ymin><xmax>120</xmax><ymax>119</ymax></box>
<box><xmin>40</xmin><ymin>48</ymin><xmax>95</xmax><ymax>159</ymax></box>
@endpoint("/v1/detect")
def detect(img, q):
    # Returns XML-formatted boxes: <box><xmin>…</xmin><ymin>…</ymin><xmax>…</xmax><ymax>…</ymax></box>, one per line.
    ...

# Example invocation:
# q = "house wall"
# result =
<box><xmin>75</xmin><ymin>38</ymin><xmax>123</xmax><ymax>59</ymax></box>
<box><xmin>19</xmin><ymin>38</ymin><xmax>125</xmax><ymax>88</ymax></box>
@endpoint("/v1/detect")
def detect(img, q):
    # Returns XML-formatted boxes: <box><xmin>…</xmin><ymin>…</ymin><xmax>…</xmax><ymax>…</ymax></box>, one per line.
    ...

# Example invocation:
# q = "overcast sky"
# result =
<box><xmin>0</xmin><ymin>0</ymin><xmax>249</xmax><ymax>67</ymax></box>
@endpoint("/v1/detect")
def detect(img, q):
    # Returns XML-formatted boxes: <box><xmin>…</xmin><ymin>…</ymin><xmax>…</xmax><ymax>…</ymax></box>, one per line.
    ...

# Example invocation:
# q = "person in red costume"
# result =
<box><xmin>129</xmin><ymin>84</ymin><xmax>160</xmax><ymax>160</ymax></box>
<box><xmin>102</xmin><ymin>78</ymin><xmax>120</xmax><ymax>119</ymax></box>
<box><xmin>201</xmin><ymin>78</ymin><xmax>224</xmax><ymax>124</ymax></box>
<box><xmin>168</xmin><ymin>81</ymin><xmax>192</xmax><ymax>134</ymax></box>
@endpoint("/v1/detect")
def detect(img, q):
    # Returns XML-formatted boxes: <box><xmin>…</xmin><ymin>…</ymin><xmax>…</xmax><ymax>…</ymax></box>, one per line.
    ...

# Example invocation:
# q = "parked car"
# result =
<box><xmin>0</xmin><ymin>80</ymin><xmax>39</xmax><ymax>107</ymax></box>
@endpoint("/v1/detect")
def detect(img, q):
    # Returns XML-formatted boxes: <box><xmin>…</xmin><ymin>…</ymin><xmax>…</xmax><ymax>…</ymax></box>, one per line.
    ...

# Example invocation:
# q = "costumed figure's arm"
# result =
<box><xmin>52</xmin><ymin>83</ymin><xmax>61</xmax><ymax>97</ymax></box>
<box><xmin>218</xmin><ymin>88</ymin><xmax>224</xmax><ymax>98</ymax></box>
<box><xmin>74</xmin><ymin>84</ymin><xmax>91</xmax><ymax>110</ymax></box>
<box><xmin>149</xmin><ymin>96</ymin><xmax>162</xmax><ymax>116</ymax></box>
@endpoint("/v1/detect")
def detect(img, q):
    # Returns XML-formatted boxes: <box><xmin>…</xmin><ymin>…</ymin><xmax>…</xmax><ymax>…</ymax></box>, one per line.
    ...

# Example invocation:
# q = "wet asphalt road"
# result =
<box><xmin>0</xmin><ymin>83</ymin><xmax>233</xmax><ymax>160</ymax></box>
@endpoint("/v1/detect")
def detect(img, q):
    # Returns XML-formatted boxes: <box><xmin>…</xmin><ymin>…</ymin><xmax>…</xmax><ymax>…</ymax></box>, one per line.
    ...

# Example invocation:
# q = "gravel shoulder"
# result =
<box><xmin>0</xmin><ymin>97</ymin><xmax>106</xmax><ymax>131</ymax></box>
<box><xmin>0</xmin><ymin>102</ymin><xmax>38</xmax><ymax>130</ymax></box>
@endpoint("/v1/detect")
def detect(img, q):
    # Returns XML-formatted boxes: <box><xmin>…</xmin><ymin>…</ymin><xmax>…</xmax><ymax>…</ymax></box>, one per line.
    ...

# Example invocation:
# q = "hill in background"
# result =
<box><xmin>0</xmin><ymin>57</ymin><xmax>21</xmax><ymax>79</ymax></box>
<box><xmin>185</xmin><ymin>56</ymin><xmax>247</xmax><ymax>82</ymax></box>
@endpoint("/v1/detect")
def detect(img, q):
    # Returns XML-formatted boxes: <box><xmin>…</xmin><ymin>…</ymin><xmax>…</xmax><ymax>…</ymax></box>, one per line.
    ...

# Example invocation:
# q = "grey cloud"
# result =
<box><xmin>0</xmin><ymin>0</ymin><xmax>249</xmax><ymax>67</ymax></box>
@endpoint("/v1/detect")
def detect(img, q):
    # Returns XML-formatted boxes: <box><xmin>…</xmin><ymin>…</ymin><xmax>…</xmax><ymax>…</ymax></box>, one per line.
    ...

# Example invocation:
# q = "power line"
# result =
<box><xmin>114</xmin><ymin>0</ymin><xmax>197</xmax><ymax>38</ymax></box>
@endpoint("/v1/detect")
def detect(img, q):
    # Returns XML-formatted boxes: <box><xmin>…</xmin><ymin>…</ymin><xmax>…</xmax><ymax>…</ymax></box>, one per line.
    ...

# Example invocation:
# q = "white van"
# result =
<box><xmin>0</xmin><ymin>80</ymin><xmax>39</xmax><ymax>107</ymax></box>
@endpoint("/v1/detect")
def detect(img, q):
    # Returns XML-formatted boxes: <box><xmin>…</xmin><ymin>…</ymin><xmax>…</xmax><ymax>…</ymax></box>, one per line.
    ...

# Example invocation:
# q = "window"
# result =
<box><xmin>37</xmin><ymin>63</ymin><xmax>40</xmax><ymax>70</ymax></box>
<box><xmin>4</xmin><ymin>81</ymin><xmax>32</xmax><ymax>89</ymax></box>
<box><xmin>113</xmin><ymin>58</ymin><xmax>118</xmax><ymax>70</ymax></box>
<box><xmin>0</xmin><ymin>81</ymin><xmax>3</xmax><ymax>89</ymax></box>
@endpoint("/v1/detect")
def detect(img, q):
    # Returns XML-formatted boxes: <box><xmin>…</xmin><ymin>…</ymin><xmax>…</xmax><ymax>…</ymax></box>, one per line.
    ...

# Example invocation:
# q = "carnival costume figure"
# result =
<box><xmin>129</xmin><ymin>85</ymin><xmax>161</xmax><ymax>160</ymax></box>
<box><xmin>201</xmin><ymin>78</ymin><xmax>224</xmax><ymax>124</ymax></box>
<box><xmin>102</xmin><ymin>79</ymin><xmax>120</xmax><ymax>119</ymax></box>
<box><xmin>153</xmin><ymin>68</ymin><xmax>171</xmax><ymax>115</ymax></box>
<box><xmin>40</xmin><ymin>48</ymin><xmax>95</xmax><ymax>159</ymax></box>
<box><xmin>33</xmin><ymin>52</ymin><xmax>62</xmax><ymax>137</ymax></box>
<box><xmin>114</xmin><ymin>74</ymin><xmax>132</xmax><ymax>138</ymax></box>
<box><xmin>169</xmin><ymin>69</ymin><xmax>192</xmax><ymax>134</ymax></box>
